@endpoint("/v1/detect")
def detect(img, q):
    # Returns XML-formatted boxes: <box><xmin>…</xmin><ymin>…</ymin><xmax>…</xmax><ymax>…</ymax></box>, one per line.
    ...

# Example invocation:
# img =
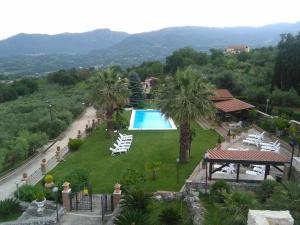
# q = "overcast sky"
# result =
<box><xmin>1</xmin><ymin>0</ymin><xmax>300</xmax><ymax>40</ymax></box>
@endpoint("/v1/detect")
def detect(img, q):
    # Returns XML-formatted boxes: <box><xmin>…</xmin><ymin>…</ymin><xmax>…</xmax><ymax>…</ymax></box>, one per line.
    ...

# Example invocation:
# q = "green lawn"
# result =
<box><xmin>0</xmin><ymin>211</ymin><xmax>23</xmax><ymax>222</ymax></box>
<box><xmin>50</xmin><ymin>113</ymin><xmax>218</xmax><ymax>193</ymax></box>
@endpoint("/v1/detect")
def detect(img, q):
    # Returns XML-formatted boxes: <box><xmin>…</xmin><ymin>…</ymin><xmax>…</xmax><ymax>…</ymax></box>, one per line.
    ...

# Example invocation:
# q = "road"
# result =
<box><xmin>0</xmin><ymin>107</ymin><xmax>97</xmax><ymax>200</ymax></box>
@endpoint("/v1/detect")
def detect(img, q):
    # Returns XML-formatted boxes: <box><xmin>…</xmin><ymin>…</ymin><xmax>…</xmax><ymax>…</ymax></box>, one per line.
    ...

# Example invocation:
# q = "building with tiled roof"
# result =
<box><xmin>225</xmin><ymin>45</ymin><xmax>250</xmax><ymax>54</ymax></box>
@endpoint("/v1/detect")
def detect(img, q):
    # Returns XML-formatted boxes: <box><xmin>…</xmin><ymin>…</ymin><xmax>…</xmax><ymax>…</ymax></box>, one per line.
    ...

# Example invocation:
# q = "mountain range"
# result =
<box><xmin>1</xmin><ymin>22</ymin><xmax>300</xmax><ymax>75</ymax></box>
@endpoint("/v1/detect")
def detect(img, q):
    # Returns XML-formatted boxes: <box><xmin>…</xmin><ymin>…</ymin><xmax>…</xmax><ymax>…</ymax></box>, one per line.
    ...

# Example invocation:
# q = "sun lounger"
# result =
<box><xmin>229</xmin><ymin>121</ymin><xmax>242</xmax><ymax>129</ymax></box>
<box><xmin>114</xmin><ymin>143</ymin><xmax>131</xmax><ymax>150</ymax></box>
<box><xmin>260</xmin><ymin>140</ymin><xmax>278</xmax><ymax>147</ymax></box>
<box><xmin>109</xmin><ymin>147</ymin><xmax>127</xmax><ymax>155</ymax></box>
<box><xmin>119</xmin><ymin>133</ymin><xmax>133</xmax><ymax>139</ymax></box>
<box><xmin>242</xmin><ymin>139</ymin><xmax>260</xmax><ymax>147</ymax></box>
<box><xmin>261</xmin><ymin>143</ymin><xmax>280</xmax><ymax>152</ymax></box>
<box><xmin>248</xmin><ymin>131</ymin><xmax>265</xmax><ymax>140</ymax></box>
<box><xmin>117</xmin><ymin>137</ymin><xmax>132</xmax><ymax>144</ymax></box>
<box><xmin>246</xmin><ymin>170</ymin><xmax>261</xmax><ymax>176</ymax></box>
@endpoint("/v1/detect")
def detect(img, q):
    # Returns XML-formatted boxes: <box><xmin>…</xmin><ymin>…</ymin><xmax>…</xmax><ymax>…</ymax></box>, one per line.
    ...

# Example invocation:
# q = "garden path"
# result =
<box><xmin>0</xmin><ymin>107</ymin><xmax>97</xmax><ymax>200</ymax></box>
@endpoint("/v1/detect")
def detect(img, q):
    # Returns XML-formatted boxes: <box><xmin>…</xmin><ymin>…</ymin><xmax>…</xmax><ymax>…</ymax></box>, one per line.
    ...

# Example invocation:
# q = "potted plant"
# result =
<box><xmin>34</xmin><ymin>192</ymin><xmax>46</xmax><ymax>209</ymax></box>
<box><xmin>44</xmin><ymin>174</ymin><xmax>54</xmax><ymax>188</ymax></box>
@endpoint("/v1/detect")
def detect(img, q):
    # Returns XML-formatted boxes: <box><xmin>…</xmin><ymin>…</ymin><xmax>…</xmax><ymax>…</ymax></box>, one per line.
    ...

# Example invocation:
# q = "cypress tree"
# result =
<box><xmin>128</xmin><ymin>71</ymin><xmax>145</xmax><ymax>107</ymax></box>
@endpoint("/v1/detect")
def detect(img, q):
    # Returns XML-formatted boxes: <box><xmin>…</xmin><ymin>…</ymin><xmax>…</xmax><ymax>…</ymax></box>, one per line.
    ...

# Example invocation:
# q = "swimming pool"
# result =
<box><xmin>128</xmin><ymin>109</ymin><xmax>177</xmax><ymax>130</ymax></box>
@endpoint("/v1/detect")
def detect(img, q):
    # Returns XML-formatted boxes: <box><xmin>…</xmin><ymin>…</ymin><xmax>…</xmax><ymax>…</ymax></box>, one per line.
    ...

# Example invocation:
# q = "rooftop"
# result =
<box><xmin>209</xmin><ymin>89</ymin><xmax>234</xmax><ymax>101</ymax></box>
<box><xmin>204</xmin><ymin>149</ymin><xmax>289</xmax><ymax>165</ymax></box>
<box><xmin>214</xmin><ymin>98</ymin><xmax>255</xmax><ymax>113</ymax></box>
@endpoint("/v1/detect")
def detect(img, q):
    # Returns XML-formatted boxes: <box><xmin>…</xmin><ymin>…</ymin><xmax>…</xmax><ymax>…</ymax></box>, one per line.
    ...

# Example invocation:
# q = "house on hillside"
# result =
<box><xmin>225</xmin><ymin>45</ymin><xmax>250</xmax><ymax>54</ymax></box>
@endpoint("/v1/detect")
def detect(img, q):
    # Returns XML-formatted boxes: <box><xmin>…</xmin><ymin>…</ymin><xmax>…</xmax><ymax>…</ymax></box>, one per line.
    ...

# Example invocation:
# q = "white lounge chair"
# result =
<box><xmin>109</xmin><ymin>147</ymin><xmax>127</xmax><ymax>155</ymax></box>
<box><xmin>229</xmin><ymin>121</ymin><xmax>242</xmax><ymax>129</ymax></box>
<box><xmin>116</xmin><ymin>139</ymin><xmax>131</xmax><ymax>145</ymax></box>
<box><xmin>260</xmin><ymin>140</ymin><xmax>278</xmax><ymax>147</ymax></box>
<box><xmin>246</xmin><ymin>170</ymin><xmax>261</xmax><ymax>176</ymax></box>
<box><xmin>119</xmin><ymin>133</ymin><xmax>133</xmax><ymax>139</ymax></box>
<box><xmin>242</xmin><ymin>139</ymin><xmax>260</xmax><ymax>147</ymax></box>
<box><xmin>114</xmin><ymin>143</ymin><xmax>131</xmax><ymax>150</ymax></box>
<box><xmin>261</xmin><ymin>143</ymin><xmax>280</xmax><ymax>152</ymax></box>
<box><xmin>248</xmin><ymin>131</ymin><xmax>265</xmax><ymax>140</ymax></box>
<box><xmin>117</xmin><ymin>138</ymin><xmax>132</xmax><ymax>144</ymax></box>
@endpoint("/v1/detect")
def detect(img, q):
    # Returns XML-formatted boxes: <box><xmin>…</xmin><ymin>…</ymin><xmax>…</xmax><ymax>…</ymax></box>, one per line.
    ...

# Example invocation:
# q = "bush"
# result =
<box><xmin>68</xmin><ymin>138</ymin><xmax>84</xmax><ymax>152</ymax></box>
<box><xmin>271</xmin><ymin>88</ymin><xmax>300</xmax><ymax>107</ymax></box>
<box><xmin>120</xmin><ymin>189</ymin><xmax>152</xmax><ymax>213</ymax></box>
<box><xmin>159</xmin><ymin>207</ymin><xmax>182</xmax><ymax>225</ymax></box>
<box><xmin>120</xmin><ymin>169</ymin><xmax>146</xmax><ymax>192</ymax></box>
<box><xmin>15</xmin><ymin>185</ymin><xmax>40</xmax><ymax>202</ymax></box>
<box><xmin>62</xmin><ymin>168</ymin><xmax>90</xmax><ymax>192</ymax></box>
<box><xmin>44</xmin><ymin>174</ymin><xmax>54</xmax><ymax>184</ymax></box>
<box><xmin>0</xmin><ymin>198</ymin><xmax>21</xmax><ymax>218</ymax></box>
<box><xmin>210</xmin><ymin>180</ymin><xmax>231</xmax><ymax>203</ymax></box>
<box><xmin>256</xmin><ymin>180</ymin><xmax>279</xmax><ymax>203</ymax></box>
<box><xmin>259</xmin><ymin>117</ymin><xmax>276</xmax><ymax>133</ymax></box>
<box><xmin>273</xmin><ymin>116</ymin><xmax>290</xmax><ymax>131</ymax></box>
<box><xmin>114</xmin><ymin>209</ymin><xmax>148</xmax><ymax>225</ymax></box>
<box><xmin>36</xmin><ymin>192</ymin><xmax>45</xmax><ymax>202</ymax></box>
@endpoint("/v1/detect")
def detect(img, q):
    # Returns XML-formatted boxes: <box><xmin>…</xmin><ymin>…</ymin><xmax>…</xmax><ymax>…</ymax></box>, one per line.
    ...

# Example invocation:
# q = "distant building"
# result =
<box><xmin>225</xmin><ymin>45</ymin><xmax>250</xmax><ymax>54</ymax></box>
<box><xmin>143</xmin><ymin>76</ymin><xmax>158</xmax><ymax>95</ymax></box>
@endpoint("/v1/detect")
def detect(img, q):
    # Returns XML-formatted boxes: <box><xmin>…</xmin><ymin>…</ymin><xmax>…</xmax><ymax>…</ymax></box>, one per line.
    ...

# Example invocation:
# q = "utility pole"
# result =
<box><xmin>49</xmin><ymin>104</ymin><xmax>53</xmax><ymax>121</ymax></box>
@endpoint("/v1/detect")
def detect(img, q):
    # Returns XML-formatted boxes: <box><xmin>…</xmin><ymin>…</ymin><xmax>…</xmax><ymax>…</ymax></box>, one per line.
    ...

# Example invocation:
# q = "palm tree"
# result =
<box><xmin>120</xmin><ymin>189</ymin><xmax>152</xmax><ymax>213</ymax></box>
<box><xmin>89</xmin><ymin>69</ymin><xmax>130</xmax><ymax>136</ymax></box>
<box><xmin>159</xmin><ymin>67</ymin><xmax>214</xmax><ymax>163</ymax></box>
<box><xmin>159</xmin><ymin>207</ymin><xmax>182</xmax><ymax>225</ymax></box>
<box><xmin>114</xmin><ymin>209</ymin><xmax>149</xmax><ymax>225</ymax></box>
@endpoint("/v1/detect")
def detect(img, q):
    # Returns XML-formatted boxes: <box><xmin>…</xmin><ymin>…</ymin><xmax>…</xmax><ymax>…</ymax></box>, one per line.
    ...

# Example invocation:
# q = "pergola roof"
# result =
<box><xmin>209</xmin><ymin>89</ymin><xmax>234</xmax><ymax>101</ymax></box>
<box><xmin>214</xmin><ymin>98</ymin><xmax>255</xmax><ymax>113</ymax></box>
<box><xmin>204</xmin><ymin>150</ymin><xmax>289</xmax><ymax>165</ymax></box>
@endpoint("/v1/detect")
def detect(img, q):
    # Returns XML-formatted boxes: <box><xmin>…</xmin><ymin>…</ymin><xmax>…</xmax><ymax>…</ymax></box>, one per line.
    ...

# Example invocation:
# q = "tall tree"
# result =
<box><xmin>89</xmin><ymin>69</ymin><xmax>130</xmax><ymax>136</ymax></box>
<box><xmin>128</xmin><ymin>71</ymin><xmax>145</xmax><ymax>107</ymax></box>
<box><xmin>159</xmin><ymin>67</ymin><xmax>214</xmax><ymax>163</ymax></box>
<box><xmin>273</xmin><ymin>33</ymin><xmax>300</xmax><ymax>94</ymax></box>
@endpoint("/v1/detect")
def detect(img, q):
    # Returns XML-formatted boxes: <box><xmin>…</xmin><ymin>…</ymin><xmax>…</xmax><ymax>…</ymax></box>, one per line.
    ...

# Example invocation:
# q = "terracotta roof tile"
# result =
<box><xmin>209</xmin><ymin>89</ymin><xmax>234</xmax><ymax>101</ymax></box>
<box><xmin>214</xmin><ymin>98</ymin><xmax>254</xmax><ymax>113</ymax></box>
<box><xmin>204</xmin><ymin>150</ymin><xmax>289</xmax><ymax>164</ymax></box>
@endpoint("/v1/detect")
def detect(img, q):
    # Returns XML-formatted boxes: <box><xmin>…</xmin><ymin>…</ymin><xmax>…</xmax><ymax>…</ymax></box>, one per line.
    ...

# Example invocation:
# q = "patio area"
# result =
<box><xmin>188</xmin><ymin>127</ymin><xmax>292</xmax><ymax>183</ymax></box>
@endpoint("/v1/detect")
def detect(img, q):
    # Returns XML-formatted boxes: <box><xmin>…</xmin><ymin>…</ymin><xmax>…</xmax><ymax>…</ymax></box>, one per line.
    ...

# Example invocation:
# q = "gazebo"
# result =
<box><xmin>203</xmin><ymin>149</ymin><xmax>290</xmax><ymax>182</ymax></box>
<box><xmin>209</xmin><ymin>89</ymin><xmax>255</xmax><ymax>121</ymax></box>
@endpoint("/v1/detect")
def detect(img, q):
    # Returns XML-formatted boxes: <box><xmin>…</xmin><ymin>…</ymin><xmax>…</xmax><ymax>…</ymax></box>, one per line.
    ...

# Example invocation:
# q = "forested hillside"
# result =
<box><xmin>0</xmin><ymin>69</ymin><xmax>91</xmax><ymax>174</ymax></box>
<box><xmin>1</xmin><ymin>22</ymin><xmax>300</xmax><ymax>75</ymax></box>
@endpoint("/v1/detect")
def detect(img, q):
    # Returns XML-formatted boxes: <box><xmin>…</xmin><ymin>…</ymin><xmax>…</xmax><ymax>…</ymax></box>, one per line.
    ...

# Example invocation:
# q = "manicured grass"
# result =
<box><xmin>51</xmin><ymin>112</ymin><xmax>218</xmax><ymax>193</ymax></box>
<box><xmin>0</xmin><ymin>211</ymin><xmax>23</xmax><ymax>222</ymax></box>
<box><xmin>148</xmin><ymin>200</ymin><xmax>193</xmax><ymax>225</ymax></box>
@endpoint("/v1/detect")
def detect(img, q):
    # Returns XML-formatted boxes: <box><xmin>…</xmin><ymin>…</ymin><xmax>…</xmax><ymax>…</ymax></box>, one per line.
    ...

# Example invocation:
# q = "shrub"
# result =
<box><xmin>44</xmin><ymin>174</ymin><xmax>54</xmax><ymax>184</ymax></box>
<box><xmin>210</xmin><ymin>180</ymin><xmax>231</xmax><ymax>203</ymax></box>
<box><xmin>68</xmin><ymin>138</ymin><xmax>84</xmax><ymax>152</ymax></box>
<box><xmin>145</xmin><ymin>161</ymin><xmax>161</xmax><ymax>180</ymax></box>
<box><xmin>120</xmin><ymin>169</ymin><xmax>146</xmax><ymax>192</ymax></box>
<box><xmin>36</xmin><ymin>192</ymin><xmax>45</xmax><ymax>202</ymax></box>
<box><xmin>120</xmin><ymin>189</ymin><xmax>152</xmax><ymax>213</ymax></box>
<box><xmin>159</xmin><ymin>207</ymin><xmax>182</xmax><ymax>225</ymax></box>
<box><xmin>0</xmin><ymin>198</ymin><xmax>21</xmax><ymax>218</ymax></box>
<box><xmin>63</xmin><ymin>168</ymin><xmax>90</xmax><ymax>192</ymax></box>
<box><xmin>273</xmin><ymin>117</ymin><xmax>290</xmax><ymax>131</ymax></box>
<box><xmin>114</xmin><ymin>209</ymin><xmax>148</xmax><ymax>225</ymax></box>
<box><xmin>256</xmin><ymin>180</ymin><xmax>279</xmax><ymax>203</ymax></box>
<box><xmin>259</xmin><ymin>117</ymin><xmax>276</xmax><ymax>133</ymax></box>
<box><xmin>15</xmin><ymin>185</ymin><xmax>40</xmax><ymax>202</ymax></box>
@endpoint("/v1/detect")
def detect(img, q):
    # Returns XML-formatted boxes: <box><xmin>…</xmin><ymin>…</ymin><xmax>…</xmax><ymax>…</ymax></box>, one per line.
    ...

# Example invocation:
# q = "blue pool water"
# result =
<box><xmin>132</xmin><ymin>110</ymin><xmax>173</xmax><ymax>129</ymax></box>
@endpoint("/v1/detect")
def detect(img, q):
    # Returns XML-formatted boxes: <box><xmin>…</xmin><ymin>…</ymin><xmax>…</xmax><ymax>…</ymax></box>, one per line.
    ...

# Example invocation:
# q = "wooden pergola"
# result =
<box><xmin>203</xmin><ymin>150</ymin><xmax>290</xmax><ymax>182</ymax></box>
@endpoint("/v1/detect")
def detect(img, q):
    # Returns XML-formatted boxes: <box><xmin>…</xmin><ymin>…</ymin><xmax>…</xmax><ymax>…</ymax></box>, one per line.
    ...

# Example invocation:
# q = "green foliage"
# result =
<box><xmin>159</xmin><ymin>207</ymin><xmax>182</xmax><ymax>225</ymax></box>
<box><xmin>274</xmin><ymin>33</ymin><xmax>300</xmax><ymax>93</ymax></box>
<box><xmin>114</xmin><ymin>209</ymin><xmax>148</xmax><ymax>225</ymax></box>
<box><xmin>128</xmin><ymin>71</ymin><xmax>145</xmax><ymax>107</ymax></box>
<box><xmin>68</xmin><ymin>138</ymin><xmax>84</xmax><ymax>152</ymax></box>
<box><xmin>145</xmin><ymin>161</ymin><xmax>161</xmax><ymax>180</ymax></box>
<box><xmin>62</xmin><ymin>168</ymin><xmax>90</xmax><ymax>192</ymax></box>
<box><xmin>210</xmin><ymin>180</ymin><xmax>231</xmax><ymax>203</ymax></box>
<box><xmin>0</xmin><ymin>198</ymin><xmax>21</xmax><ymax>219</ymax></box>
<box><xmin>35</xmin><ymin>192</ymin><xmax>45</xmax><ymax>202</ymax></box>
<box><xmin>255</xmin><ymin>180</ymin><xmax>279</xmax><ymax>203</ymax></box>
<box><xmin>271</xmin><ymin>88</ymin><xmax>300</xmax><ymax>107</ymax></box>
<box><xmin>16</xmin><ymin>185</ymin><xmax>40</xmax><ymax>202</ymax></box>
<box><xmin>165</xmin><ymin>47</ymin><xmax>209</xmax><ymax>73</ymax></box>
<box><xmin>89</xmin><ymin>69</ymin><xmax>129</xmax><ymax>135</ymax></box>
<box><xmin>120</xmin><ymin>169</ymin><xmax>146</xmax><ymax>192</ymax></box>
<box><xmin>259</xmin><ymin>117</ymin><xmax>276</xmax><ymax>133</ymax></box>
<box><xmin>221</xmin><ymin>191</ymin><xmax>257</xmax><ymax>225</ymax></box>
<box><xmin>127</xmin><ymin>61</ymin><xmax>164</xmax><ymax>81</ymax></box>
<box><xmin>120</xmin><ymin>189</ymin><xmax>152</xmax><ymax>213</ymax></box>
<box><xmin>44</xmin><ymin>174</ymin><xmax>54</xmax><ymax>184</ymax></box>
<box><xmin>159</xmin><ymin>66</ymin><xmax>214</xmax><ymax>162</ymax></box>
<box><xmin>273</xmin><ymin>116</ymin><xmax>290</xmax><ymax>131</ymax></box>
